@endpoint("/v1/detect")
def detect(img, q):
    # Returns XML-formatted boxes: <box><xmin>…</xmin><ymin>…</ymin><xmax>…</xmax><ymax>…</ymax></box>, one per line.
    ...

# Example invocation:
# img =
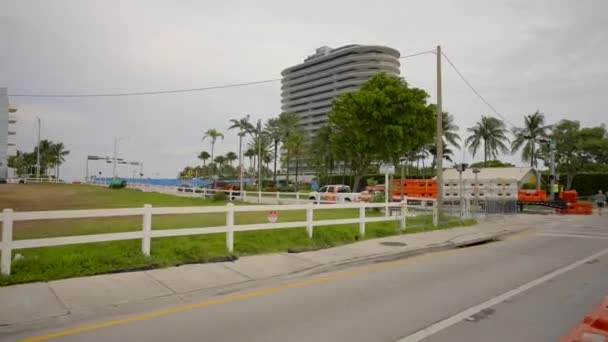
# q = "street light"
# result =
<box><xmin>112</xmin><ymin>137</ymin><xmax>129</xmax><ymax>179</ymax></box>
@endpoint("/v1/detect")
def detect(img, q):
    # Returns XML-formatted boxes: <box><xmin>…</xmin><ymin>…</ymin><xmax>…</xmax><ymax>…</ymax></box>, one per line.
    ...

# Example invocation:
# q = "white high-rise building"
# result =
<box><xmin>0</xmin><ymin>88</ymin><xmax>18</xmax><ymax>180</ymax></box>
<box><xmin>281</xmin><ymin>45</ymin><xmax>401</xmax><ymax>136</ymax></box>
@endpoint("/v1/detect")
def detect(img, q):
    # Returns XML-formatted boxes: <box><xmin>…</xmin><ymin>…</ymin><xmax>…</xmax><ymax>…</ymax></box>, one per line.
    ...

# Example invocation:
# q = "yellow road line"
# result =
<box><xmin>22</xmin><ymin>232</ymin><xmax>535</xmax><ymax>342</ymax></box>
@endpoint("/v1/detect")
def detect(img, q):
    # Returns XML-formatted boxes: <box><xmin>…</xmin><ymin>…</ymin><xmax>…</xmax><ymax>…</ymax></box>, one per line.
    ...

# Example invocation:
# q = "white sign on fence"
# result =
<box><xmin>267</xmin><ymin>210</ymin><xmax>278</xmax><ymax>223</ymax></box>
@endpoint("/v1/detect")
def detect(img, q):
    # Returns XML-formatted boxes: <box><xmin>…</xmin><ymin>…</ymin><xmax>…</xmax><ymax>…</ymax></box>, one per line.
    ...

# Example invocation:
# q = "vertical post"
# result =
<box><xmin>226</xmin><ymin>203</ymin><xmax>234</xmax><ymax>253</ymax></box>
<box><xmin>306</xmin><ymin>204</ymin><xmax>314</xmax><ymax>238</ymax></box>
<box><xmin>359</xmin><ymin>202</ymin><xmax>366</xmax><ymax>237</ymax></box>
<box><xmin>549</xmin><ymin>139</ymin><xmax>556</xmax><ymax>197</ymax></box>
<box><xmin>203</xmin><ymin>188</ymin><xmax>207</xmax><ymax>199</ymax></box>
<box><xmin>258</xmin><ymin>190</ymin><xmax>262</xmax><ymax>204</ymax></box>
<box><xmin>296</xmin><ymin>192</ymin><xmax>300</xmax><ymax>202</ymax></box>
<box><xmin>400</xmin><ymin>198</ymin><xmax>408</xmax><ymax>231</ymax></box>
<box><xmin>85</xmin><ymin>157</ymin><xmax>89</xmax><ymax>183</ymax></box>
<box><xmin>36</xmin><ymin>117</ymin><xmax>41</xmax><ymax>180</ymax></box>
<box><xmin>276</xmin><ymin>191</ymin><xmax>280</xmax><ymax>203</ymax></box>
<box><xmin>1</xmin><ymin>209</ymin><xmax>14</xmax><ymax>276</ymax></box>
<box><xmin>474</xmin><ymin>172</ymin><xmax>479</xmax><ymax>218</ymax></box>
<box><xmin>436</xmin><ymin>45</ymin><xmax>444</xmax><ymax>219</ymax></box>
<box><xmin>142</xmin><ymin>204</ymin><xmax>152</xmax><ymax>256</ymax></box>
<box><xmin>400</xmin><ymin>162</ymin><xmax>405</xmax><ymax>201</ymax></box>
<box><xmin>384</xmin><ymin>172</ymin><xmax>389</xmax><ymax>217</ymax></box>
<box><xmin>432</xmin><ymin>201</ymin><xmax>439</xmax><ymax>227</ymax></box>
<box><xmin>112</xmin><ymin>138</ymin><xmax>117</xmax><ymax>179</ymax></box>
<box><xmin>229</xmin><ymin>189</ymin><xmax>233</xmax><ymax>201</ymax></box>
<box><xmin>459</xmin><ymin>169</ymin><xmax>464</xmax><ymax>224</ymax></box>
<box><xmin>243</xmin><ymin>189</ymin><xmax>247</xmax><ymax>202</ymax></box>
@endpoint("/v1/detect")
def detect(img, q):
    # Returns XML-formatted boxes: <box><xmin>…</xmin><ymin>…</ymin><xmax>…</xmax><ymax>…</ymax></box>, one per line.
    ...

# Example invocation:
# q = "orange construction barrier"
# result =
<box><xmin>559</xmin><ymin>202</ymin><xmax>593</xmax><ymax>215</ymax></box>
<box><xmin>560</xmin><ymin>190</ymin><xmax>578</xmax><ymax>204</ymax></box>
<box><xmin>562</xmin><ymin>296</ymin><xmax>608</xmax><ymax>341</ymax></box>
<box><xmin>518</xmin><ymin>190</ymin><xmax>547</xmax><ymax>202</ymax></box>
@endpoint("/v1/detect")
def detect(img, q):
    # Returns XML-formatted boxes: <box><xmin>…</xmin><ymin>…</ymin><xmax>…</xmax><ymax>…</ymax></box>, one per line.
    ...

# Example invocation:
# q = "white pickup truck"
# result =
<box><xmin>308</xmin><ymin>184</ymin><xmax>360</xmax><ymax>203</ymax></box>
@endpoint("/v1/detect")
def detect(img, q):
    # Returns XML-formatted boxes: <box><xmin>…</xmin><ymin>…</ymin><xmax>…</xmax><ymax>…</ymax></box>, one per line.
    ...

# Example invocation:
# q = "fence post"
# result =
<box><xmin>296</xmin><ymin>192</ymin><xmax>300</xmax><ymax>202</ymax></box>
<box><xmin>400</xmin><ymin>198</ymin><xmax>407</xmax><ymax>231</ymax></box>
<box><xmin>1</xmin><ymin>209</ymin><xmax>14</xmax><ymax>276</ymax></box>
<box><xmin>229</xmin><ymin>189</ymin><xmax>233</xmax><ymax>201</ymax></box>
<box><xmin>276</xmin><ymin>191</ymin><xmax>280</xmax><ymax>203</ymax></box>
<box><xmin>359</xmin><ymin>202</ymin><xmax>366</xmax><ymax>237</ymax></box>
<box><xmin>243</xmin><ymin>190</ymin><xmax>247</xmax><ymax>201</ymax></box>
<box><xmin>226</xmin><ymin>203</ymin><xmax>234</xmax><ymax>253</ymax></box>
<box><xmin>432</xmin><ymin>201</ymin><xmax>439</xmax><ymax>227</ymax></box>
<box><xmin>203</xmin><ymin>188</ymin><xmax>207</xmax><ymax>199</ymax></box>
<box><xmin>258</xmin><ymin>190</ymin><xmax>262</xmax><ymax>204</ymax></box>
<box><xmin>306</xmin><ymin>204</ymin><xmax>314</xmax><ymax>238</ymax></box>
<box><xmin>142</xmin><ymin>204</ymin><xmax>152</xmax><ymax>256</ymax></box>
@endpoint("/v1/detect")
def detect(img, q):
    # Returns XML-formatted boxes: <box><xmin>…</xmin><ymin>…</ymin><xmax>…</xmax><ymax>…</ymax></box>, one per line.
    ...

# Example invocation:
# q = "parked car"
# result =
<box><xmin>308</xmin><ymin>184</ymin><xmax>356</xmax><ymax>203</ymax></box>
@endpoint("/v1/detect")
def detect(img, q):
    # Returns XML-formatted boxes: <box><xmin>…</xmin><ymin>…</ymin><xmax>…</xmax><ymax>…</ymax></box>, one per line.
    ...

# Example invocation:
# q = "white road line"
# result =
<box><xmin>396</xmin><ymin>246</ymin><xmax>608</xmax><ymax>342</ymax></box>
<box><xmin>538</xmin><ymin>233</ymin><xmax>608</xmax><ymax>240</ymax></box>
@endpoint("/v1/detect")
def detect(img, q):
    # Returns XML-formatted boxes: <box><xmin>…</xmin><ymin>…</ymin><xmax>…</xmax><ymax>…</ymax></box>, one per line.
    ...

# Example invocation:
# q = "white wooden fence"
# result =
<box><xmin>0</xmin><ymin>200</ymin><xmax>437</xmax><ymax>276</ymax></box>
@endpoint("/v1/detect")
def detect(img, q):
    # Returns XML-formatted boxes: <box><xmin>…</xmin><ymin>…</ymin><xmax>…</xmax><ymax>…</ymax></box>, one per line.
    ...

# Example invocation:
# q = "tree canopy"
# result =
<box><xmin>328</xmin><ymin>73</ymin><xmax>436</xmax><ymax>190</ymax></box>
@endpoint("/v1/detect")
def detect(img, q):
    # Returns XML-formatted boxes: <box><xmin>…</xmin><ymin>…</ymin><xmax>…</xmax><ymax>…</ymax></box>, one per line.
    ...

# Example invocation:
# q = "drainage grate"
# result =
<box><xmin>380</xmin><ymin>241</ymin><xmax>407</xmax><ymax>247</ymax></box>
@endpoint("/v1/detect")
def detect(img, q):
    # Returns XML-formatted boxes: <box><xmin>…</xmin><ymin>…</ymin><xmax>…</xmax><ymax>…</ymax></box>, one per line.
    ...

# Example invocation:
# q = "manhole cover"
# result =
<box><xmin>380</xmin><ymin>241</ymin><xmax>407</xmax><ymax>247</ymax></box>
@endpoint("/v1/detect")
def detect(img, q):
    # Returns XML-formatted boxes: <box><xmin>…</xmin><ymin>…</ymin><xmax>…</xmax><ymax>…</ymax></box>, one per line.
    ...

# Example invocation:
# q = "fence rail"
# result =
<box><xmin>0</xmin><ymin>200</ymin><xmax>437</xmax><ymax>276</ymax></box>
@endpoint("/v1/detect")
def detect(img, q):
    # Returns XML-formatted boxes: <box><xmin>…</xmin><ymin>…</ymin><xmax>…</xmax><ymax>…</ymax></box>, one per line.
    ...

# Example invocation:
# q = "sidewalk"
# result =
<box><xmin>0</xmin><ymin>215</ymin><xmax>544</xmax><ymax>328</ymax></box>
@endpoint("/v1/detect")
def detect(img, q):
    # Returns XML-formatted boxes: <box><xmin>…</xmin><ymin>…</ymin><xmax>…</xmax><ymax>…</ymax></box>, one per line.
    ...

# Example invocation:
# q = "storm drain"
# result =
<box><xmin>380</xmin><ymin>241</ymin><xmax>407</xmax><ymax>247</ymax></box>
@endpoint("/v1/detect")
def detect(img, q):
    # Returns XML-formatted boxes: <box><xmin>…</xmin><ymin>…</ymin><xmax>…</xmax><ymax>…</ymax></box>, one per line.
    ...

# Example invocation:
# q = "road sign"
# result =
<box><xmin>267</xmin><ymin>210</ymin><xmax>278</xmax><ymax>223</ymax></box>
<box><xmin>380</xmin><ymin>163</ymin><xmax>395</xmax><ymax>175</ymax></box>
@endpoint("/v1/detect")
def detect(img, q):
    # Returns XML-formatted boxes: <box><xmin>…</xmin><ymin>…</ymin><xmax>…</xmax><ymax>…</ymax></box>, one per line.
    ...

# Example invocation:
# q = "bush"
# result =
<box><xmin>521</xmin><ymin>182</ymin><xmax>536</xmax><ymax>190</ymax></box>
<box><xmin>211</xmin><ymin>191</ymin><xmax>228</xmax><ymax>202</ymax></box>
<box><xmin>367</xmin><ymin>178</ymin><xmax>378</xmax><ymax>187</ymax></box>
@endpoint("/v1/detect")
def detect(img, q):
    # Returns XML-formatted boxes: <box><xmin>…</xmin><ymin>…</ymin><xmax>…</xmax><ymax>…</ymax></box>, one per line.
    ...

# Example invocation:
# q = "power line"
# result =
<box><xmin>8</xmin><ymin>49</ymin><xmax>435</xmax><ymax>98</ymax></box>
<box><xmin>400</xmin><ymin>50</ymin><xmax>436</xmax><ymax>59</ymax></box>
<box><xmin>440</xmin><ymin>51</ymin><xmax>517</xmax><ymax>127</ymax></box>
<box><xmin>8</xmin><ymin>79</ymin><xmax>281</xmax><ymax>98</ymax></box>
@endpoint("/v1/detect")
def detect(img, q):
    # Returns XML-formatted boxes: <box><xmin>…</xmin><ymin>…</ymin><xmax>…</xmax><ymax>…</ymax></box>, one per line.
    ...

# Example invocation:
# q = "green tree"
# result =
<box><xmin>228</xmin><ymin>115</ymin><xmax>254</xmax><ymax>179</ymax></box>
<box><xmin>328</xmin><ymin>73</ymin><xmax>436</xmax><ymax>190</ymax></box>
<box><xmin>198</xmin><ymin>151</ymin><xmax>210</xmax><ymax>167</ymax></box>
<box><xmin>465</xmin><ymin>116</ymin><xmax>510</xmax><ymax>166</ymax></box>
<box><xmin>244</xmin><ymin>148</ymin><xmax>256</xmax><ymax>173</ymax></box>
<box><xmin>213</xmin><ymin>155</ymin><xmax>226</xmax><ymax>176</ymax></box>
<box><xmin>541</xmin><ymin>120</ymin><xmax>608</xmax><ymax>189</ymax></box>
<box><xmin>277</xmin><ymin>112</ymin><xmax>301</xmax><ymax>182</ymax></box>
<box><xmin>286</xmin><ymin>131</ymin><xmax>308</xmax><ymax>191</ymax></box>
<box><xmin>48</xmin><ymin>142</ymin><xmax>70</xmax><ymax>179</ymax></box>
<box><xmin>511</xmin><ymin>111</ymin><xmax>550</xmax><ymax>168</ymax></box>
<box><xmin>264</xmin><ymin>117</ymin><xmax>282</xmax><ymax>184</ymax></box>
<box><xmin>225</xmin><ymin>152</ymin><xmax>237</xmax><ymax>167</ymax></box>
<box><xmin>469</xmin><ymin>160</ymin><xmax>515</xmax><ymax>168</ymax></box>
<box><xmin>202</xmin><ymin>129</ymin><xmax>224</xmax><ymax>165</ymax></box>
<box><xmin>309</xmin><ymin>125</ymin><xmax>336</xmax><ymax>179</ymax></box>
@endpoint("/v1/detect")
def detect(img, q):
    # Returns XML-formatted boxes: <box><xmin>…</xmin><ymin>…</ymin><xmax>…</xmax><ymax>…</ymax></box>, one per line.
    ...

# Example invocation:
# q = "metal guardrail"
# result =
<box><xmin>0</xmin><ymin>201</ymin><xmax>439</xmax><ymax>276</ymax></box>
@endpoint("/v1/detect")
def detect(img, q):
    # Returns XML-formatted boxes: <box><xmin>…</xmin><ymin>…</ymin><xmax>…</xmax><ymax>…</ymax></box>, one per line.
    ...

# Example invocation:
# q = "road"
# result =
<box><xmin>7</xmin><ymin>214</ymin><xmax>608</xmax><ymax>342</ymax></box>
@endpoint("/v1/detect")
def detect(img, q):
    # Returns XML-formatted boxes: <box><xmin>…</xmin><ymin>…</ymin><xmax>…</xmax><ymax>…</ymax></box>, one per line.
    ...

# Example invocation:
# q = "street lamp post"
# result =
<box><xmin>112</xmin><ymin>137</ymin><xmax>128</xmax><ymax>179</ymax></box>
<box><xmin>472</xmin><ymin>167</ymin><xmax>480</xmax><ymax>218</ymax></box>
<box><xmin>455</xmin><ymin>163</ymin><xmax>468</xmax><ymax>223</ymax></box>
<box><xmin>36</xmin><ymin>117</ymin><xmax>41</xmax><ymax>179</ymax></box>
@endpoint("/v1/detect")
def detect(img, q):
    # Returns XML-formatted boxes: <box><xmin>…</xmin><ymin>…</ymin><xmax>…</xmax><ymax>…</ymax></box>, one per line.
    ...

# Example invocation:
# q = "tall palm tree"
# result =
<box><xmin>244</xmin><ymin>148</ymin><xmax>256</xmax><ymax>174</ymax></box>
<box><xmin>286</xmin><ymin>131</ymin><xmax>308</xmax><ymax>191</ymax></box>
<box><xmin>197</xmin><ymin>151</ymin><xmax>210</xmax><ymax>167</ymax></box>
<box><xmin>277</xmin><ymin>112</ymin><xmax>300</xmax><ymax>182</ymax></box>
<box><xmin>228</xmin><ymin>115</ymin><xmax>254</xmax><ymax>185</ymax></box>
<box><xmin>49</xmin><ymin>142</ymin><xmax>70</xmax><ymax>179</ymax></box>
<box><xmin>465</xmin><ymin>116</ymin><xmax>510</xmax><ymax>166</ymax></box>
<box><xmin>225</xmin><ymin>152</ymin><xmax>237</xmax><ymax>167</ymax></box>
<box><xmin>264</xmin><ymin>118</ymin><xmax>282</xmax><ymax>184</ymax></box>
<box><xmin>511</xmin><ymin>111</ymin><xmax>550</xmax><ymax>168</ymax></box>
<box><xmin>214</xmin><ymin>155</ymin><xmax>226</xmax><ymax>176</ymax></box>
<box><xmin>429</xmin><ymin>112</ymin><xmax>461</xmax><ymax>168</ymax></box>
<box><xmin>202</xmin><ymin>129</ymin><xmax>224</xmax><ymax>164</ymax></box>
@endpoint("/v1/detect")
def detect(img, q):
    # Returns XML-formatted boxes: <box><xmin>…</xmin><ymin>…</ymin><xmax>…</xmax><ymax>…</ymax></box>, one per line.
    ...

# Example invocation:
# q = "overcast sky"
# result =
<box><xmin>1</xmin><ymin>0</ymin><xmax>607</xmax><ymax>181</ymax></box>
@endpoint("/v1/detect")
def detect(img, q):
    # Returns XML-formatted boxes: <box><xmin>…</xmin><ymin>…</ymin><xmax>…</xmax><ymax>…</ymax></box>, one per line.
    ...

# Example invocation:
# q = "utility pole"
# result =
<box><xmin>257</xmin><ymin>120</ymin><xmax>262</xmax><ymax>194</ymax></box>
<box><xmin>85</xmin><ymin>156</ymin><xmax>89</xmax><ymax>182</ymax></box>
<box><xmin>112</xmin><ymin>138</ymin><xmax>118</xmax><ymax>179</ymax></box>
<box><xmin>436</xmin><ymin>45</ymin><xmax>444</xmax><ymax>217</ymax></box>
<box><xmin>36</xmin><ymin>117</ymin><xmax>41</xmax><ymax>179</ymax></box>
<box><xmin>549</xmin><ymin>139</ymin><xmax>556</xmax><ymax>198</ymax></box>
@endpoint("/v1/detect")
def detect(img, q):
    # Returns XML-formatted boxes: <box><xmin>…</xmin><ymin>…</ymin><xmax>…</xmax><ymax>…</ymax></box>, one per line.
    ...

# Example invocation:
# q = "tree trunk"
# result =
<box><xmin>567</xmin><ymin>172</ymin><xmax>575</xmax><ymax>190</ymax></box>
<box><xmin>273</xmin><ymin>141</ymin><xmax>278</xmax><ymax>185</ymax></box>
<box><xmin>285</xmin><ymin>149</ymin><xmax>290</xmax><ymax>183</ymax></box>
<box><xmin>295</xmin><ymin>158</ymin><xmax>299</xmax><ymax>192</ymax></box>
<box><xmin>484</xmin><ymin>141</ymin><xmax>488</xmax><ymax>166</ymax></box>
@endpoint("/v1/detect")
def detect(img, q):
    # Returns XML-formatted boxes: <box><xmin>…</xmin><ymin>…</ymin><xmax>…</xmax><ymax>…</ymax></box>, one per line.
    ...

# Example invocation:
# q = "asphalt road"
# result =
<box><xmin>11</xmin><ymin>214</ymin><xmax>608</xmax><ymax>342</ymax></box>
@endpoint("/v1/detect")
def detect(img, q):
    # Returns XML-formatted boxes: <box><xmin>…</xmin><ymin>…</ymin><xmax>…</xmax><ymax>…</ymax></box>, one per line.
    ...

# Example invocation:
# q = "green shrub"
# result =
<box><xmin>212</xmin><ymin>191</ymin><xmax>228</xmax><ymax>202</ymax></box>
<box><xmin>521</xmin><ymin>182</ymin><xmax>536</xmax><ymax>190</ymax></box>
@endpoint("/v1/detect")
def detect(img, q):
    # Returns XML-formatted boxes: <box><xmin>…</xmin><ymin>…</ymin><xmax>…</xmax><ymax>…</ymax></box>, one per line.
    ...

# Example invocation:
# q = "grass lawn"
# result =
<box><xmin>0</xmin><ymin>184</ymin><xmax>474</xmax><ymax>285</ymax></box>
